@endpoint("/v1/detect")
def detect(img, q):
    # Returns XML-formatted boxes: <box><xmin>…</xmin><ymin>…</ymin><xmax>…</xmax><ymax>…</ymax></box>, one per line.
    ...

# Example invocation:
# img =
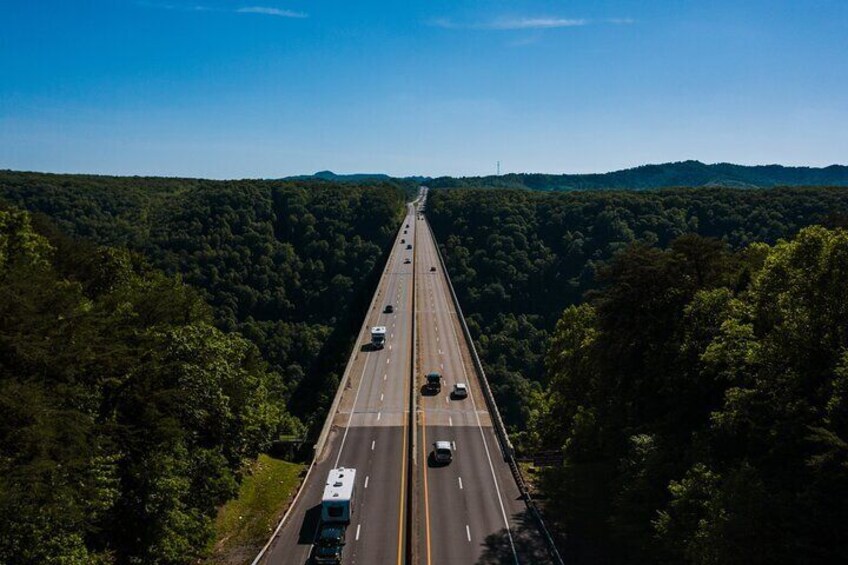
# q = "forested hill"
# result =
<box><xmin>427</xmin><ymin>186</ymin><xmax>848</xmax><ymax>429</ymax></box>
<box><xmin>0</xmin><ymin>170</ymin><xmax>407</xmax><ymax>431</ymax></box>
<box><xmin>428</xmin><ymin>160</ymin><xmax>848</xmax><ymax>191</ymax></box>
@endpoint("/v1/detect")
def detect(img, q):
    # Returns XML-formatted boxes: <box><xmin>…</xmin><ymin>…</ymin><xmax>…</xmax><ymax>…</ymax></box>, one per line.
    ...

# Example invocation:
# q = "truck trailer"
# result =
<box><xmin>370</xmin><ymin>326</ymin><xmax>386</xmax><ymax>349</ymax></box>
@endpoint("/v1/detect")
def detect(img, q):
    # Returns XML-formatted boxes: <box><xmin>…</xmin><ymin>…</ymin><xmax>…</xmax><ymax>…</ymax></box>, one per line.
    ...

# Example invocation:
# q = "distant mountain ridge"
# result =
<box><xmin>427</xmin><ymin>160</ymin><xmax>848</xmax><ymax>191</ymax></box>
<box><xmin>287</xmin><ymin>170</ymin><xmax>430</xmax><ymax>183</ymax></box>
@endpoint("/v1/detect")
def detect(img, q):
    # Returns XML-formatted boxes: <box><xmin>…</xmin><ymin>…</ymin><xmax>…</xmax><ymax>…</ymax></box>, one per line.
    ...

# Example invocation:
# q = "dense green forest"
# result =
<box><xmin>0</xmin><ymin>171</ymin><xmax>407</xmax><ymax>430</ymax></box>
<box><xmin>428</xmin><ymin>187</ymin><xmax>848</xmax><ymax>563</ymax></box>
<box><xmin>427</xmin><ymin>187</ymin><xmax>848</xmax><ymax>431</ymax></box>
<box><xmin>0</xmin><ymin>207</ymin><xmax>300</xmax><ymax>563</ymax></box>
<box><xmin>428</xmin><ymin>160</ymin><xmax>848</xmax><ymax>191</ymax></box>
<box><xmin>531</xmin><ymin>227</ymin><xmax>848</xmax><ymax>564</ymax></box>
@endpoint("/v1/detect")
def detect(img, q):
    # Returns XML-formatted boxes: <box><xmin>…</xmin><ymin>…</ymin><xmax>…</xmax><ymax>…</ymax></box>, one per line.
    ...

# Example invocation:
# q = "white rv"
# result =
<box><xmin>322</xmin><ymin>467</ymin><xmax>356</xmax><ymax>523</ymax></box>
<box><xmin>370</xmin><ymin>326</ymin><xmax>386</xmax><ymax>349</ymax></box>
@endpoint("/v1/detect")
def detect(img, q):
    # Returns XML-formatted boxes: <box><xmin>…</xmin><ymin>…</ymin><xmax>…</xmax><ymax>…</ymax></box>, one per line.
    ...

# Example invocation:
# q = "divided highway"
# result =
<box><xmin>259</xmin><ymin>188</ymin><xmax>552</xmax><ymax>564</ymax></box>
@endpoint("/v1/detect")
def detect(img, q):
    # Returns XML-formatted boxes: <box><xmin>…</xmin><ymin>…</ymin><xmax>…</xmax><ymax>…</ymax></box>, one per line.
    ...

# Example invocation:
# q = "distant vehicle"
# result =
<box><xmin>370</xmin><ymin>326</ymin><xmax>386</xmax><ymax>349</ymax></box>
<box><xmin>384</xmin><ymin>304</ymin><xmax>394</xmax><ymax>313</ymax></box>
<box><xmin>404</xmin><ymin>258</ymin><xmax>411</xmax><ymax>264</ymax></box>
<box><xmin>430</xmin><ymin>266</ymin><xmax>436</xmax><ymax>272</ymax></box>
<box><xmin>401</xmin><ymin>239</ymin><xmax>405</xmax><ymax>244</ymax></box>
<box><xmin>313</xmin><ymin>523</ymin><xmax>346</xmax><ymax>565</ymax></box>
<box><xmin>322</xmin><ymin>467</ymin><xmax>356</xmax><ymax>523</ymax></box>
<box><xmin>406</xmin><ymin>244</ymin><xmax>412</xmax><ymax>250</ymax></box>
<box><xmin>433</xmin><ymin>441</ymin><xmax>453</xmax><ymax>464</ymax></box>
<box><xmin>425</xmin><ymin>372</ymin><xmax>442</xmax><ymax>393</ymax></box>
<box><xmin>406</xmin><ymin>224</ymin><xmax>409</xmax><ymax>228</ymax></box>
<box><xmin>452</xmin><ymin>383</ymin><xmax>468</xmax><ymax>399</ymax></box>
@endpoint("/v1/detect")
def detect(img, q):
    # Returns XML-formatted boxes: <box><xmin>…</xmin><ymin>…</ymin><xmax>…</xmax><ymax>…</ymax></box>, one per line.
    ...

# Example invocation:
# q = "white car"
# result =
<box><xmin>433</xmin><ymin>441</ymin><xmax>453</xmax><ymax>464</ymax></box>
<box><xmin>452</xmin><ymin>383</ymin><xmax>468</xmax><ymax>399</ymax></box>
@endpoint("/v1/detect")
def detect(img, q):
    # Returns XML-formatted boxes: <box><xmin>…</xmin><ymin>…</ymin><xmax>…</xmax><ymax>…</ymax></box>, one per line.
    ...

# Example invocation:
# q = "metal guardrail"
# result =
<box><xmin>424</xmin><ymin>215</ymin><xmax>565</xmax><ymax>565</ymax></box>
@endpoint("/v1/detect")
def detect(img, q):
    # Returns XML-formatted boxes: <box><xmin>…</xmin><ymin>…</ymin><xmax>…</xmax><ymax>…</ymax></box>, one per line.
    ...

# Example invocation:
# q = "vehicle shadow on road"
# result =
<box><xmin>297</xmin><ymin>503</ymin><xmax>322</xmax><ymax>545</ymax></box>
<box><xmin>419</xmin><ymin>385</ymin><xmax>439</xmax><ymax>396</ymax></box>
<box><xmin>475</xmin><ymin>508</ymin><xmax>556</xmax><ymax>565</ymax></box>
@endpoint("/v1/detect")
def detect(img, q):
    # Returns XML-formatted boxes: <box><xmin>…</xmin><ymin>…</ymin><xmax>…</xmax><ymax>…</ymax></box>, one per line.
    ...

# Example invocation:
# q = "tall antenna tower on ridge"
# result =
<box><xmin>497</xmin><ymin>161</ymin><xmax>500</xmax><ymax>176</ymax></box>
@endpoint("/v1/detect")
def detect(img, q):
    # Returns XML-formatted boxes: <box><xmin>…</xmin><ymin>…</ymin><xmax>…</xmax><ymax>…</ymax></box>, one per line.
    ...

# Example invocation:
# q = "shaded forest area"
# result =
<box><xmin>0</xmin><ymin>171</ymin><xmax>408</xmax><ymax>432</ymax></box>
<box><xmin>533</xmin><ymin>228</ymin><xmax>848</xmax><ymax>564</ymax></box>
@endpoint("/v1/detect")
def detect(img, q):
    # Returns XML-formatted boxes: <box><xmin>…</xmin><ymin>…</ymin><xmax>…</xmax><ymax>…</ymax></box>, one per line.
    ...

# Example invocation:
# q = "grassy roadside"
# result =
<box><xmin>205</xmin><ymin>455</ymin><xmax>307</xmax><ymax>565</ymax></box>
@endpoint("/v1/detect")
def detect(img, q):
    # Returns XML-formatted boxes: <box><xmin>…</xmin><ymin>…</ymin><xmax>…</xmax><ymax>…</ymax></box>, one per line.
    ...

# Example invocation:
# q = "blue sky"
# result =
<box><xmin>1</xmin><ymin>0</ymin><xmax>846</xmax><ymax>178</ymax></box>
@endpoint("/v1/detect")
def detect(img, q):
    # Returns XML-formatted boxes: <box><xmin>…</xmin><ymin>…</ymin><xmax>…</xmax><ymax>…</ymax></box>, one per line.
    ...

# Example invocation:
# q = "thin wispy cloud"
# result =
<box><xmin>138</xmin><ymin>2</ymin><xmax>307</xmax><ymax>18</ymax></box>
<box><xmin>429</xmin><ymin>16</ymin><xmax>634</xmax><ymax>31</ymax></box>
<box><xmin>485</xmin><ymin>17</ymin><xmax>587</xmax><ymax>30</ymax></box>
<box><xmin>237</xmin><ymin>6</ymin><xmax>307</xmax><ymax>18</ymax></box>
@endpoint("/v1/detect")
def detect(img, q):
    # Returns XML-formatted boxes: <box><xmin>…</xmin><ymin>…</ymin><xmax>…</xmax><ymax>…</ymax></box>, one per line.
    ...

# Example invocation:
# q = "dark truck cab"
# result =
<box><xmin>313</xmin><ymin>524</ymin><xmax>346</xmax><ymax>564</ymax></box>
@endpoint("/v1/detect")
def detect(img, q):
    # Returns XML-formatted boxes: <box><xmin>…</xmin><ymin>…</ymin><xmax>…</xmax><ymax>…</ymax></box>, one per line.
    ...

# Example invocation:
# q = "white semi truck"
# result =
<box><xmin>370</xmin><ymin>326</ymin><xmax>386</xmax><ymax>349</ymax></box>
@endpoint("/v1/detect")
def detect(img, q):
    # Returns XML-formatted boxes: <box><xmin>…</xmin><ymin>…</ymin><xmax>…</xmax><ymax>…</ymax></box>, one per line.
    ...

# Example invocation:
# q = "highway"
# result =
<box><xmin>260</xmin><ymin>188</ymin><xmax>552</xmax><ymax>564</ymax></box>
<box><xmin>414</xmin><ymin>194</ymin><xmax>552</xmax><ymax>565</ymax></box>
<box><xmin>261</xmin><ymin>198</ymin><xmax>419</xmax><ymax>565</ymax></box>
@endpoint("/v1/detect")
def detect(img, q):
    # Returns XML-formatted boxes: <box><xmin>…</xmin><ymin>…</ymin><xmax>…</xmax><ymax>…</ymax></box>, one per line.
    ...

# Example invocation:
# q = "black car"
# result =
<box><xmin>313</xmin><ymin>524</ymin><xmax>346</xmax><ymax>565</ymax></box>
<box><xmin>384</xmin><ymin>304</ymin><xmax>394</xmax><ymax>313</ymax></box>
<box><xmin>425</xmin><ymin>372</ymin><xmax>442</xmax><ymax>393</ymax></box>
<box><xmin>406</xmin><ymin>244</ymin><xmax>412</xmax><ymax>250</ymax></box>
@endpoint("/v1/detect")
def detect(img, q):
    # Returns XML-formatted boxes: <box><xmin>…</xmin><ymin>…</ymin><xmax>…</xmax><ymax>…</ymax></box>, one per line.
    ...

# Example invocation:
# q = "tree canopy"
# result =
<box><xmin>0</xmin><ymin>171</ymin><xmax>407</xmax><ymax>429</ymax></box>
<box><xmin>427</xmin><ymin>186</ymin><xmax>848</xmax><ymax>431</ymax></box>
<box><xmin>0</xmin><ymin>207</ymin><xmax>300</xmax><ymax>563</ymax></box>
<box><xmin>530</xmin><ymin>227</ymin><xmax>848</xmax><ymax>564</ymax></box>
